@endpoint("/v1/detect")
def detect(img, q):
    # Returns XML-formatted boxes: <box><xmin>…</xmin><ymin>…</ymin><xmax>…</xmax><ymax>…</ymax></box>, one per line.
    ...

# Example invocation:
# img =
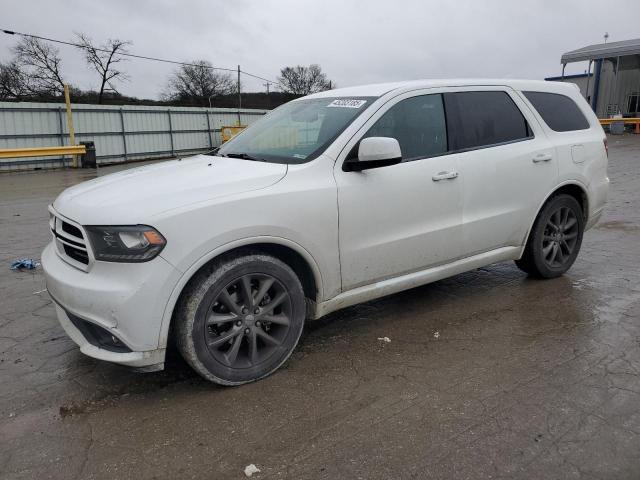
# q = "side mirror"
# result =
<box><xmin>343</xmin><ymin>137</ymin><xmax>402</xmax><ymax>172</ymax></box>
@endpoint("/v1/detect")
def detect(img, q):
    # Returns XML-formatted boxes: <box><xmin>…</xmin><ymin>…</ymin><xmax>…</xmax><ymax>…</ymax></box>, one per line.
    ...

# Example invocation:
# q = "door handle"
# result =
<box><xmin>532</xmin><ymin>153</ymin><xmax>553</xmax><ymax>163</ymax></box>
<box><xmin>432</xmin><ymin>171</ymin><xmax>459</xmax><ymax>181</ymax></box>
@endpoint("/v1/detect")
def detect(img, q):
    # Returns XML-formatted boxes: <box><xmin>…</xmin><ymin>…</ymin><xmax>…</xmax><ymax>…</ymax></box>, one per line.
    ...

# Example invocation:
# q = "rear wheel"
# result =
<box><xmin>175</xmin><ymin>251</ymin><xmax>306</xmax><ymax>385</ymax></box>
<box><xmin>515</xmin><ymin>194</ymin><xmax>584</xmax><ymax>278</ymax></box>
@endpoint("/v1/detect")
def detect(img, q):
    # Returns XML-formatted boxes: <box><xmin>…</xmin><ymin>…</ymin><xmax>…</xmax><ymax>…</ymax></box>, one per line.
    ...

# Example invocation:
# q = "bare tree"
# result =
<box><xmin>0</xmin><ymin>61</ymin><xmax>30</xmax><ymax>100</ymax></box>
<box><xmin>12</xmin><ymin>37</ymin><xmax>65</xmax><ymax>95</ymax></box>
<box><xmin>277</xmin><ymin>64</ymin><xmax>332</xmax><ymax>95</ymax></box>
<box><xmin>163</xmin><ymin>60</ymin><xmax>235</xmax><ymax>106</ymax></box>
<box><xmin>76</xmin><ymin>33</ymin><xmax>131</xmax><ymax>104</ymax></box>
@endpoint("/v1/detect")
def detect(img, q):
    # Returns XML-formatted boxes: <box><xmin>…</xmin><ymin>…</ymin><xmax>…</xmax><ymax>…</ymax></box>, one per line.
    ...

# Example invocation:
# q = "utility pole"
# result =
<box><xmin>237</xmin><ymin>65</ymin><xmax>241</xmax><ymax>126</ymax></box>
<box><xmin>263</xmin><ymin>82</ymin><xmax>270</xmax><ymax>109</ymax></box>
<box><xmin>63</xmin><ymin>84</ymin><xmax>77</xmax><ymax>168</ymax></box>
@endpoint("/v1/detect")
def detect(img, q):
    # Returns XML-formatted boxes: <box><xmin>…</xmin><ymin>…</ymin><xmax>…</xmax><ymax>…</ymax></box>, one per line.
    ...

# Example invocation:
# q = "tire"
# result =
<box><xmin>175</xmin><ymin>250</ymin><xmax>306</xmax><ymax>385</ymax></box>
<box><xmin>515</xmin><ymin>194</ymin><xmax>584</xmax><ymax>279</ymax></box>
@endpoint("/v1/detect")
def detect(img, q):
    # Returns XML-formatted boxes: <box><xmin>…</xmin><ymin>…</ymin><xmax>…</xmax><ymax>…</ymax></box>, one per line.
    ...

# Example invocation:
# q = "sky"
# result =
<box><xmin>1</xmin><ymin>0</ymin><xmax>638</xmax><ymax>99</ymax></box>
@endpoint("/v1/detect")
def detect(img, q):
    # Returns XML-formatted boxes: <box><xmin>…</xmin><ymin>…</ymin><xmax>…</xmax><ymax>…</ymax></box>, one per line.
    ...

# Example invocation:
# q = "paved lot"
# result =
<box><xmin>1</xmin><ymin>136</ymin><xmax>639</xmax><ymax>479</ymax></box>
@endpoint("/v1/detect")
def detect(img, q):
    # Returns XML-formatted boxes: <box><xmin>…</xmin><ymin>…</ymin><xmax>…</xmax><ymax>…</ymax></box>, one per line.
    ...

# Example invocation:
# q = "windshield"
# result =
<box><xmin>216</xmin><ymin>97</ymin><xmax>376</xmax><ymax>164</ymax></box>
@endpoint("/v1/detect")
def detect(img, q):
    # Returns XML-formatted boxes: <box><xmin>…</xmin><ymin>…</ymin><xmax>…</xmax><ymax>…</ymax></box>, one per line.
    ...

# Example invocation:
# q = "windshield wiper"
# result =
<box><xmin>221</xmin><ymin>152</ymin><xmax>267</xmax><ymax>162</ymax></box>
<box><xmin>204</xmin><ymin>147</ymin><xmax>220</xmax><ymax>156</ymax></box>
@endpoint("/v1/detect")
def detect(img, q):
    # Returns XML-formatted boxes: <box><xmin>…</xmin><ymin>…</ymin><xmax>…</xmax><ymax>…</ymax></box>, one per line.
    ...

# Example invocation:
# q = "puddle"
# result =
<box><xmin>595</xmin><ymin>220</ymin><xmax>640</xmax><ymax>232</ymax></box>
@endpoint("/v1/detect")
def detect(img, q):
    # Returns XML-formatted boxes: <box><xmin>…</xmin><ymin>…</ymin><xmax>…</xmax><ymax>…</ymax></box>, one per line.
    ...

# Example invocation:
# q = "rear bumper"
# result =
<box><xmin>42</xmin><ymin>241</ymin><xmax>182</xmax><ymax>367</ymax></box>
<box><xmin>586</xmin><ymin>206</ymin><xmax>604</xmax><ymax>230</ymax></box>
<box><xmin>586</xmin><ymin>176</ymin><xmax>609</xmax><ymax>230</ymax></box>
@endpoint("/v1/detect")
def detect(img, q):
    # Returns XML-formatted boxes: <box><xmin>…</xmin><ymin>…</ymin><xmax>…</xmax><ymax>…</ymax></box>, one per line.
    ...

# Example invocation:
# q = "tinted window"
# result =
<box><xmin>444</xmin><ymin>91</ymin><xmax>531</xmax><ymax>151</ymax></box>
<box><xmin>523</xmin><ymin>91</ymin><xmax>590</xmax><ymax>132</ymax></box>
<box><xmin>364</xmin><ymin>94</ymin><xmax>447</xmax><ymax>160</ymax></box>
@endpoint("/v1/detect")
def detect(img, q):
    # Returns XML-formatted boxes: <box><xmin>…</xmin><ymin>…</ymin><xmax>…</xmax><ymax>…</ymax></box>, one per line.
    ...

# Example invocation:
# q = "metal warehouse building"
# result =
<box><xmin>548</xmin><ymin>38</ymin><xmax>640</xmax><ymax>118</ymax></box>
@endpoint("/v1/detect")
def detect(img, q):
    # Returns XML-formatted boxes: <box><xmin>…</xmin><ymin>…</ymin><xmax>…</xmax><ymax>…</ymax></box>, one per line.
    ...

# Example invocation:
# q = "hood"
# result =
<box><xmin>53</xmin><ymin>155</ymin><xmax>287</xmax><ymax>225</ymax></box>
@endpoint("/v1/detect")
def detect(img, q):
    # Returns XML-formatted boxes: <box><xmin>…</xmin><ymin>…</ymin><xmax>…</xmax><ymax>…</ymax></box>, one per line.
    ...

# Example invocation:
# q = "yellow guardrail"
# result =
<box><xmin>598</xmin><ymin>117</ymin><xmax>640</xmax><ymax>125</ymax></box>
<box><xmin>221</xmin><ymin>125</ymin><xmax>246</xmax><ymax>142</ymax></box>
<box><xmin>0</xmin><ymin>145</ymin><xmax>86</xmax><ymax>159</ymax></box>
<box><xmin>599</xmin><ymin>117</ymin><xmax>640</xmax><ymax>134</ymax></box>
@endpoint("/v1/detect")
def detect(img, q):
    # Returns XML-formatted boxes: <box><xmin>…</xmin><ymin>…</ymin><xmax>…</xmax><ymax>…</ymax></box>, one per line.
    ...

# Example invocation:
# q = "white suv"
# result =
<box><xmin>43</xmin><ymin>79</ymin><xmax>609</xmax><ymax>385</ymax></box>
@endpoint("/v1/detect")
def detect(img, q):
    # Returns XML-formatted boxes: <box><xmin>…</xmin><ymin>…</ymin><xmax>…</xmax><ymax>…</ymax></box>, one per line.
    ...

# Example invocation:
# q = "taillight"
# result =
<box><xmin>603</xmin><ymin>138</ymin><xmax>609</xmax><ymax>157</ymax></box>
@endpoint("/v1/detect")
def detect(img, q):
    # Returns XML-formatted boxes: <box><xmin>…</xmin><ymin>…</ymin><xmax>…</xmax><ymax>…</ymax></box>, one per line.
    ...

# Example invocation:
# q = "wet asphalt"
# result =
<box><xmin>1</xmin><ymin>135</ymin><xmax>639</xmax><ymax>479</ymax></box>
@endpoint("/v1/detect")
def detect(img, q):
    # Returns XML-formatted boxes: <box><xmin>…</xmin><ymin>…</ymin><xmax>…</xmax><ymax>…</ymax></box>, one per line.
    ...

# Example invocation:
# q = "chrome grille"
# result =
<box><xmin>50</xmin><ymin>210</ymin><xmax>90</xmax><ymax>269</ymax></box>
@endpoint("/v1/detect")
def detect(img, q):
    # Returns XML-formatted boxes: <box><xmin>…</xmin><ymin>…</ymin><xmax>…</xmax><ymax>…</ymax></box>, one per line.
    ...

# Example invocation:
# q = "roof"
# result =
<box><xmin>561</xmin><ymin>38</ymin><xmax>640</xmax><ymax>64</ymax></box>
<box><xmin>305</xmin><ymin>78</ymin><xmax>575</xmax><ymax>99</ymax></box>
<box><xmin>545</xmin><ymin>73</ymin><xmax>592</xmax><ymax>81</ymax></box>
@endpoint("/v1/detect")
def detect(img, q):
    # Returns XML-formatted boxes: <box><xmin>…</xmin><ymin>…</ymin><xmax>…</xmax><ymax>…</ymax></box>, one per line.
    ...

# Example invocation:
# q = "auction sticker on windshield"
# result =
<box><xmin>327</xmin><ymin>99</ymin><xmax>367</xmax><ymax>108</ymax></box>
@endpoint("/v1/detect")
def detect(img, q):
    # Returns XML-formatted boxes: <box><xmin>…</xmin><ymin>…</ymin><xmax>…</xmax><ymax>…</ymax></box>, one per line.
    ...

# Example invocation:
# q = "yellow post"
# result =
<box><xmin>64</xmin><ymin>84</ymin><xmax>77</xmax><ymax>167</ymax></box>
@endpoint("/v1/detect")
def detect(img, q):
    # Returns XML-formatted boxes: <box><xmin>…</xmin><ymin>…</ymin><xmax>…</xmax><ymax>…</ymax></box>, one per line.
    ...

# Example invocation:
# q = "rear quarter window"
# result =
<box><xmin>523</xmin><ymin>91</ymin><xmax>590</xmax><ymax>132</ymax></box>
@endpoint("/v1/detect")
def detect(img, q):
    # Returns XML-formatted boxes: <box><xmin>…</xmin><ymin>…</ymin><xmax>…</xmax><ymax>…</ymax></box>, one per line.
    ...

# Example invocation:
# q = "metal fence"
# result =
<box><xmin>0</xmin><ymin>102</ymin><xmax>268</xmax><ymax>171</ymax></box>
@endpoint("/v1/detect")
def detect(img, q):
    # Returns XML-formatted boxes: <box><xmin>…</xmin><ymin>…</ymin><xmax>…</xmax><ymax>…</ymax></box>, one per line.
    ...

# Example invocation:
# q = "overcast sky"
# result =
<box><xmin>1</xmin><ymin>0</ymin><xmax>638</xmax><ymax>99</ymax></box>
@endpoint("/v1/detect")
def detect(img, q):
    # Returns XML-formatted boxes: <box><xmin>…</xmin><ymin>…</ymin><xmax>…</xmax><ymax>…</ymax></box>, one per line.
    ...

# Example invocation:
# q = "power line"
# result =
<box><xmin>1</xmin><ymin>28</ymin><xmax>283</xmax><ymax>86</ymax></box>
<box><xmin>240</xmin><ymin>70</ymin><xmax>277</xmax><ymax>84</ymax></box>
<box><xmin>241</xmin><ymin>70</ymin><xmax>287</xmax><ymax>92</ymax></box>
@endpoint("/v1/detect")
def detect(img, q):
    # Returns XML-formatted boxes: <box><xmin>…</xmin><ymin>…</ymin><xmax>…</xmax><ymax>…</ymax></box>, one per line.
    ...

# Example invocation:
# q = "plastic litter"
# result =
<box><xmin>10</xmin><ymin>258</ymin><xmax>40</xmax><ymax>271</ymax></box>
<box><xmin>433</xmin><ymin>331</ymin><xmax>440</xmax><ymax>339</ymax></box>
<box><xmin>377</xmin><ymin>336</ymin><xmax>391</xmax><ymax>343</ymax></box>
<box><xmin>244</xmin><ymin>464</ymin><xmax>261</xmax><ymax>477</ymax></box>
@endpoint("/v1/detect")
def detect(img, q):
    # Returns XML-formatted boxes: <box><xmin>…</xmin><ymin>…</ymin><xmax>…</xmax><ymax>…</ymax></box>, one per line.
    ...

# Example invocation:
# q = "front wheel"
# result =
<box><xmin>175</xmin><ymin>251</ymin><xmax>306</xmax><ymax>385</ymax></box>
<box><xmin>515</xmin><ymin>194</ymin><xmax>585</xmax><ymax>278</ymax></box>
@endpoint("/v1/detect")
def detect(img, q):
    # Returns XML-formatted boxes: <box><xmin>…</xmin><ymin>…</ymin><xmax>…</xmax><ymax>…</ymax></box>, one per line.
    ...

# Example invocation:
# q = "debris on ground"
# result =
<box><xmin>377</xmin><ymin>337</ymin><xmax>391</xmax><ymax>343</ymax></box>
<box><xmin>243</xmin><ymin>464</ymin><xmax>261</xmax><ymax>477</ymax></box>
<box><xmin>10</xmin><ymin>258</ymin><xmax>40</xmax><ymax>271</ymax></box>
<box><xmin>572</xmin><ymin>278</ymin><xmax>589</xmax><ymax>290</ymax></box>
<box><xmin>33</xmin><ymin>288</ymin><xmax>48</xmax><ymax>295</ymax></box>
<box><xmin>433</xmin><ymin>331</ymin><xmax>440</xmax><ymax>339</ymax></box>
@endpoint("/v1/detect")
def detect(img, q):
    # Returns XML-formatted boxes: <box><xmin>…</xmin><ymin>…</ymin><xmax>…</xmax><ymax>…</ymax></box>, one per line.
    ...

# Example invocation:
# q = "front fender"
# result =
<box><xmin>156</xmin><ymin>235</ymin><xmax>325</xmax><ymax>349</ymax></box>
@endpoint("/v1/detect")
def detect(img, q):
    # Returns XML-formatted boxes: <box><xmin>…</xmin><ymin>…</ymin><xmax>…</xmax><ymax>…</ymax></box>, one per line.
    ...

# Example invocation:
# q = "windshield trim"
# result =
<box><xmin>216</xmin><ymin>96</ymin><xmax>378</xmax><ymax>165</ymax></box>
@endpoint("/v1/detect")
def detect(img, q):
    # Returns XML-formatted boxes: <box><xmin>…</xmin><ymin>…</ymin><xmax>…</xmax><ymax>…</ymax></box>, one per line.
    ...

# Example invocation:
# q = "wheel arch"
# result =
<box><xmin>157</xmin><ymin>237</ymin><xmax>324</xmax><ymax>350</ymax></box>
<box><xmin>520</xmin><ymin>181</ymin><xmax>589</xmax><ymax>254</ymax></box>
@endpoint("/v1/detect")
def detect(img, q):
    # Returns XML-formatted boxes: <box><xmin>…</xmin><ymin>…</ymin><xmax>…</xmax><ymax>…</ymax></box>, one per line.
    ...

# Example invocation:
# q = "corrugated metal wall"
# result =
<box><xmin>547</xmin><ymin>57</ymin><xmax>640</xmax><ymax>119</ymax></box>
<box><xmin>594</xmin><ymin>61</ymin><xmax>640</xmax><ymax>117</ymax></box>
<box><xmin>0</xmin><ymin>102</ymin><xmax>268</xmax><ymax>171</ymax></box>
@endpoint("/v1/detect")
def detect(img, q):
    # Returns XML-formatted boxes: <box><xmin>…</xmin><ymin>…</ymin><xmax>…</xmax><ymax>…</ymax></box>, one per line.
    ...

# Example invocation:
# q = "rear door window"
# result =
<box><xmin>363</xmin><ymin>94</ymin><xmax>447</xmax><ymax>161</ymax></box>
<box><xmin>443</xmin><ymin>91</ymin><xmax>532</xmax><ymax>151</ymax></box>
<box><xmin>523</xmin><ymin>91</ymin><xmax>590</xmax><ymax>132</ymax></box>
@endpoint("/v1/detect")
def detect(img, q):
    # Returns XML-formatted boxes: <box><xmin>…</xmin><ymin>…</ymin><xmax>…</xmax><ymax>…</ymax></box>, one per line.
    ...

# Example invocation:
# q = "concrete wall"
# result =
<box><xmin>546</xmin><ymin>74</ymin><xmax>593</xmax><ymax>99</ymax></box>
<box><xmin>0</xmin><ymin>102</ymin><xmax>268</xmax><ymax>171</ymax></box>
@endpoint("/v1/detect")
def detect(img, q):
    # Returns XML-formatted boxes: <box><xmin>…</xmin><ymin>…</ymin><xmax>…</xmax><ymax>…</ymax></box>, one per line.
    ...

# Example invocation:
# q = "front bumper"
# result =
<box><xmin>54</xmin><ymin>303</ymin><xmax>166</xmax><ymax>368</ymax></box>
<box><xmin>42</xmin><ymin>242</ymin><xmax>182</xmax><ymax>368</ymax></box>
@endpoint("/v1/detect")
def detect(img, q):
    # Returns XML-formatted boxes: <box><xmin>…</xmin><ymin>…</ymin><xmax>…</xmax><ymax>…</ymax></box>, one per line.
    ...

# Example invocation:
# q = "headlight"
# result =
<box><xmin>84</xmin><ymin>225</ymin><xmax>166</xmax><ymax>262</ymax></box>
